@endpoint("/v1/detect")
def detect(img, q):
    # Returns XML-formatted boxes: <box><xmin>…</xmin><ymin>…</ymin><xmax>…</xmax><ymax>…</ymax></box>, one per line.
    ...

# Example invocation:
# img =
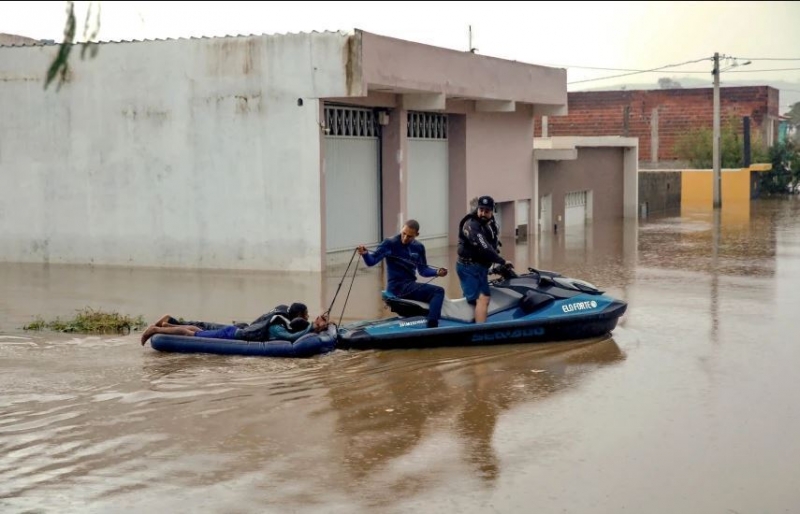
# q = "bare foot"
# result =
<box><xmin>155</xmin><ymin>314</ymin><xmax>172</xmax><ymax>328</ymax></box>
<box><xmin>140</xmin><ymin>325</ymin><xmax>159</xmax><ymax>346</ymax></box>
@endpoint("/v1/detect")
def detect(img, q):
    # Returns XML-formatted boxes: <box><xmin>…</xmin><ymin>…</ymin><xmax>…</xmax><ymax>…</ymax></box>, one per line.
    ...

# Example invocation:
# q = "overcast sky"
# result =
<box><xmin>2</xmin><ymin>1</ymin><xmax>799</xmax><ymax>103</ymax></box>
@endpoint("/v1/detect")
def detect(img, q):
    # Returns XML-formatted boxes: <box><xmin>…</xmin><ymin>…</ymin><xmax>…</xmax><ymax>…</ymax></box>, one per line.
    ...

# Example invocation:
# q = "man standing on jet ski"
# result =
<box><xmin>456</xmin><ymin>195</ymin><xmax>513</xmax><ymax>324</ymax></box>
<box><xmin>357</xmin><ymin>220</ymin><xmax>448</xmax><ymax>328</ymax></box>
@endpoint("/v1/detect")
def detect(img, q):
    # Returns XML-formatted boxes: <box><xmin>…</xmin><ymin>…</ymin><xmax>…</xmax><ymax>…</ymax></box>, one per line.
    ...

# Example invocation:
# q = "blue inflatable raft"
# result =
<box><xmin>149</xmin><ymin>325</ymin><xmax>338</xmax><ymax>358</ymax></box>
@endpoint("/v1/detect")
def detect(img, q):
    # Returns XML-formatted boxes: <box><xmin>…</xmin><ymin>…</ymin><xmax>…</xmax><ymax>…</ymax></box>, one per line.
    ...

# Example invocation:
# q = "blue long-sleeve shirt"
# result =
<box><xmin>361</xmin><ymin>235</ymin><xmax>438</xmax><ymax>294</ymax></box>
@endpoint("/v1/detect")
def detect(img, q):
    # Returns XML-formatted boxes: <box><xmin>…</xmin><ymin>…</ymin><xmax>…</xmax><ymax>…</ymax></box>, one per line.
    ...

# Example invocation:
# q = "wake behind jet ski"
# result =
<box><xmin>336</xmin><ymin>264</ymin><xmax>627</xmax><ymax>351</ymax></box>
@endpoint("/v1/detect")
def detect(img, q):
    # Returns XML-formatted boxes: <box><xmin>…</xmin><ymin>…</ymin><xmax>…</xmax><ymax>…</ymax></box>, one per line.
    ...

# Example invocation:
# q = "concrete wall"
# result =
<box><xmin>538</xmin><ymin>147</ymin><xmax>624</xmax><ymax>230</ymax></box>
<box><xmin>459</xmin><ymin>108</ymin><xmax>535</xmax><ymax>240</ymax></box>
<box><xmin>681</xmin><ymin>167</ymin><xmax>764</xmax><ymax>205</ymax></box>
<box><xmin>639</xmin><ymin>171</ymin><xmax>682</xmax><ymax>216</ymax></box>
<box><xmin>359</xmin><ymin>31</ymin><xmax>566</xmax><ymax>108</ymax></box>
<box><xmin>0</xmin><ymin>32</ymin><xmax>353</xmax><ymax>271</ymax></box>
<box><xmin>536</xmin><ymin>86</ymin><xmax>779</xmax><ymax>163</ymax></box>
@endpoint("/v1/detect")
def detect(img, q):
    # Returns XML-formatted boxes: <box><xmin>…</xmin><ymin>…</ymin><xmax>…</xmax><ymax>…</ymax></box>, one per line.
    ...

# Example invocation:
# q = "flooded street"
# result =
<box><xmin>2</xmin><ymin>198</ymin><xmax>800</xmax><ymax>513</ymax></box>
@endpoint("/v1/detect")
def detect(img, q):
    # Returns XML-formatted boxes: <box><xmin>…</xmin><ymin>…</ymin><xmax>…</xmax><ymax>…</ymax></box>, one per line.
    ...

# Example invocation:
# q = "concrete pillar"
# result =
<box><xmin>499</xmin><ymin>202</ymin><xmax>516</xmax><ymax>238</ymax></box>
<box><xmin>448</xmin><ymin>114</ymin><xmax>468</xmax><ymax>245</ymax></box>
<box><xmin>650</xmin><ymin>108</ymin><xmax>659</xmax><ymax>164</ymax></box>
<box><xmin>381</xmin><ymin>107</ymin><xmax>407</xmax><ymax>238</ymax></box>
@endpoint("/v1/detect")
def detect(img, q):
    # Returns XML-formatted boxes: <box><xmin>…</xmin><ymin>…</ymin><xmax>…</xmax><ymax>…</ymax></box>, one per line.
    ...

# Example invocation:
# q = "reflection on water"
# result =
<box><xmin>0</xmin><ymin>333</ymin><xmax>623</xmax><ymax>512</ymax></box>
<box><xmin>2</xmin><ymin>198</ymin><xmax>800</xmax><ymax>512</ymax></box>
<box><xmin>325</xmin><ymin>338</ymin><xmax>624</xmax><ymax>495</ymax></box>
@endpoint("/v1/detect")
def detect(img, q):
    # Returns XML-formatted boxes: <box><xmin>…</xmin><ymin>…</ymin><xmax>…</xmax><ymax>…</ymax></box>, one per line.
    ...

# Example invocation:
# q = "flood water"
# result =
<box><xmin>2</xmin><ymin>198</ymin><xmax>799</xmax><ymax>513</ymax></box>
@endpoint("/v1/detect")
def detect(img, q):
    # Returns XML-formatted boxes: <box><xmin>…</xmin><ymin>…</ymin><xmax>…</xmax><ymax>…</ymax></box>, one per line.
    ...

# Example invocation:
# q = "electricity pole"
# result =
<box><xmin>712</xmin><ymin>52</ymin><xmax>721</xmax><ymax>209</ymax></box>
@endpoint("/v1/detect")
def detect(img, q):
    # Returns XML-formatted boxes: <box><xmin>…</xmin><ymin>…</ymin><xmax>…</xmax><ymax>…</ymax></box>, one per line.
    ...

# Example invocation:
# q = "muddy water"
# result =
<box><xmin>1</xmin><ymin>198</ymin><xmax>799</xmax><ymax>513</ymax></box>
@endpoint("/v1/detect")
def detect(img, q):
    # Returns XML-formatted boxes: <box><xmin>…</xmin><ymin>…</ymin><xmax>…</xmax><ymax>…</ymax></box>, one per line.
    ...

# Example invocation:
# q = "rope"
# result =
<box><xmin>337</xmin><ymin>257</ymin><xmax>360</xmax><ymax>327</ymax></box>
<box><xmin>324</xmin><ymin>248</ymin><xmax>358</xmax><ymax>319</ymax></box>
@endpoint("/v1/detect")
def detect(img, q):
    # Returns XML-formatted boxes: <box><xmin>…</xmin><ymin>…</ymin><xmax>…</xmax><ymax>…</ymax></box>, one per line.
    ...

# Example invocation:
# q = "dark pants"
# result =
<box><xmin>396</xmin><ymin>282</ymin><xmax>446</xmax><ymax>323</ymax></box>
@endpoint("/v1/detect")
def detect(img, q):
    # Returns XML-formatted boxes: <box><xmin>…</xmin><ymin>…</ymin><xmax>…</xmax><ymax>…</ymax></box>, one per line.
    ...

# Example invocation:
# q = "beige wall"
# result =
<box><xmin>381</xmin><ymin>107</ymin><xmax>407</xmax><ymax>237</ymax></box>
<box><xmin>538</xmin><ymin>147</ymin><xmax>625</xmax><ymax>230</ymax></box>
<box><xmin>460</xmin><ymin>108</ymin><xmax>535</xmax><ymax>241</ymax></box>
<box><xmin>465</xmin><ymin>108</ymin><xmax>535</xmax><ymax>203</ymax></box>
<box><xmin>448</xmin><ymin>115</ymin><xmax>469</xmax><ymax>244</ymax></box>
<box><xmin>358</xmin><ymin>31</ymin><xmax>567</xmax><ymax>108</ymax></box>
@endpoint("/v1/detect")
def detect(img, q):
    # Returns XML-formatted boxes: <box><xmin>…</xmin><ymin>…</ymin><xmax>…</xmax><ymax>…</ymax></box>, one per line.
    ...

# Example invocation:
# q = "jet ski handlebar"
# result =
<box><xmin>489</xmin><ymin>262</ymin><xmax>518</xmax><ymax>281</ymax></box>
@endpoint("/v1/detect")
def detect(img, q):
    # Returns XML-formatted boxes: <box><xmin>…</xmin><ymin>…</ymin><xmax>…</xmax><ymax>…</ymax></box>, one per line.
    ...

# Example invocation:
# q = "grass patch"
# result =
<box><xmin>22</xmin><ymin>307</ymin><xmax>147</xmax><ymax>335</ymax></box>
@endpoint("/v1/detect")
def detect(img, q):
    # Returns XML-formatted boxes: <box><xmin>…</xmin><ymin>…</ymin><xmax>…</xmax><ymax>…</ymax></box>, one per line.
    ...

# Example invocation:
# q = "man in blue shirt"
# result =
<box><xmin>357</xmin><ymin>220</ymin><xmax>448</xmax><ymax>328</ymax></box>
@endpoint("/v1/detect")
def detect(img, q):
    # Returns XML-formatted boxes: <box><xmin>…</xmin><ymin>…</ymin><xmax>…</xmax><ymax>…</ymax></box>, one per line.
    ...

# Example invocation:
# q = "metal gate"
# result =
<box><xmin>324</xmin><ymin>105</ymin><xmax>381</xmax><ymax>252</ymax></box>
<box><xmin>540</xmin><ymin>194</ymin><xmax>552</xmax><ymax>232</ymax></box>
<box><xmin>407</xmin><ymin>112</ymin><xmax>448</xmax><ymax>241</ymax></box>
<box><xmin>564</xmin><ymin>190</ymin><xmax>588</xmax><ymax>227</ymax></box>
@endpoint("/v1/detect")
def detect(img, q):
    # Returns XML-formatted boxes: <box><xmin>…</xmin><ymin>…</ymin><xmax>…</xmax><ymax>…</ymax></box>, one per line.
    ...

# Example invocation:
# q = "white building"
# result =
<box><xmin>0</xmin><ymin>29</ymin><xmax>570</xmax><ymax>271</ymax></box>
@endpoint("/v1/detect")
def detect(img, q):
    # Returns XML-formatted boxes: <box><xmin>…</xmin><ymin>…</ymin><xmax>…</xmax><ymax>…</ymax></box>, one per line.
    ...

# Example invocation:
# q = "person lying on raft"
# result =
<box><xmin>140</xmin><ymin>302</ymin><xmax>329</xmax><ymax>346</ymax></box>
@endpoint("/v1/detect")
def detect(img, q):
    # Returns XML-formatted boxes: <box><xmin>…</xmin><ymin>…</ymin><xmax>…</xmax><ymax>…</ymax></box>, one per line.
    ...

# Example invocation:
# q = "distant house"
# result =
<box><xmin>535</xmin><ymin>86</ymin><xmax>781</xmax><ymax>168</ymax></box>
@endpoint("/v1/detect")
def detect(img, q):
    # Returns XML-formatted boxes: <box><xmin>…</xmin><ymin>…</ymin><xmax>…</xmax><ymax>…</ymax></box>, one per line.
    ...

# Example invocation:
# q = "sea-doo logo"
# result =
<box><xmin>562</xmin><ymin>300</ymin><xmax>598</xmax><ymax>313</ymax></box>
<box><xmin>400</xmin><ymin>320</ymin><xmax>427</xmax><ymax>327</ymax></box>
<box><xmin>472</xmin><ymin>327</ymin><xmax>545</xmax><ymax>342</ymax></box>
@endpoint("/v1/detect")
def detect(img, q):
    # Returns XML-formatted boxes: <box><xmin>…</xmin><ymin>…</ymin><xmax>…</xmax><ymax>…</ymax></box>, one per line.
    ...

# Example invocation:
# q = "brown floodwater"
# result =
<box><xmin>2</xmin><ymin>198</ymin><xmax>799</xmax><ymax>513</ymax></box>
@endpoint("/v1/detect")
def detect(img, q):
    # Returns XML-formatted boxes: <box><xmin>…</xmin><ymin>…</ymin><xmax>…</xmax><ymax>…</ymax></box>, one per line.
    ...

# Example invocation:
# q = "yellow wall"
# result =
<box><xmin>680</xmin><ymin>168</ymin><xmax>759</xmax><ymax>222</ymax></box>
<box><xmin>681</xmin><ymin>168</ymin><xmax>753</xmax><ymax>204</ymax></box>
<box><xmin>679</xmin><ymin>165</ymin><xmax>771</xmax><ymax>223</ymax></box>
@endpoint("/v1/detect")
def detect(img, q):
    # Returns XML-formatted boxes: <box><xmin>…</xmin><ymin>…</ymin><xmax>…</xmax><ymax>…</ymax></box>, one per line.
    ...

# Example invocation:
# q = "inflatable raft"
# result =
<box><xmin>149</xmin><ymin>325</ymin><xmax>338</xmax><ymax>358</ymax></box>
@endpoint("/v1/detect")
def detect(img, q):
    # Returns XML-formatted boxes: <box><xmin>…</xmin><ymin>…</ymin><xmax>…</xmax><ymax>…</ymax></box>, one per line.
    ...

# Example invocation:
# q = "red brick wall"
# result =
<box><xmin>536</xmin><ymin>86</ymin><xmax>779</xmax><ymax>163</ymax></box>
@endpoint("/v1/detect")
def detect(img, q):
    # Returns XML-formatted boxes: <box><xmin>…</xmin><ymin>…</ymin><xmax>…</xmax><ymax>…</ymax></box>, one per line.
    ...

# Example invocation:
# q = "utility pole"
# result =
<box><xmin>468</xmin><ymin>25</ymin><xmax>477</xmax><ymax>53</ymax></box>
<box><xmin>712</xmin><ymin>52</ymin><xmax>721</xmax><ymax>209</ymax></box>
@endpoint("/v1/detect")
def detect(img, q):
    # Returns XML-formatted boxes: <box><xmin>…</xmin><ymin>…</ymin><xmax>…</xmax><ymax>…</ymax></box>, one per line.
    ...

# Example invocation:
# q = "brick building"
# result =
<box><xmin>536</xmin><ymin>86</ymin><xmax>780</xmax><ymax>166</ymax></box>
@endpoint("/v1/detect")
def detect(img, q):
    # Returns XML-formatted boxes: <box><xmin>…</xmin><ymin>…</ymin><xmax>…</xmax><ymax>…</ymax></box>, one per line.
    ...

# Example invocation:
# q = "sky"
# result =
<box><xmin>2</xmin><ymin>1</ymin><xmax>799</xmax><ymax>108</ymax></box>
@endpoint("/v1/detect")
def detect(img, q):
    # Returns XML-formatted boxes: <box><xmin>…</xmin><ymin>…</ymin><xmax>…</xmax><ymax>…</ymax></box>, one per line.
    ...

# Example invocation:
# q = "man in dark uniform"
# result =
<box><xmin>456</xmin><ymin>195</ymin><xmax>513</xmax><ymax>323</ymax></box>
<box><xmin>357</xmin><ymin>219</ymin><xmax>448</xmax><ymax>328</ymax></box>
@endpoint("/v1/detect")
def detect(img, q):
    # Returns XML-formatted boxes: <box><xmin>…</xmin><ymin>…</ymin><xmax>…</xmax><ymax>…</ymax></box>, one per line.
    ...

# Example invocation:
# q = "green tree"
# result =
<box><xmin>758</xmin><ymin>140</ymin><xmax>800</xmax><ymax>195</ymax></box>
<box><xmin>45</xmin><ymin>0</ymin><xmax>101</xmax><ymax>91</ymax></box>
<box><xmin>674</xmin><ymin>117</ymin><xmax>768</xmax><ymax>168</ymax></box>
<box><xmin>786</xmin><ymin>102</ymin><xmax>800</xmax><ymax>143</ymax></box>
<box><xmin>786</xmin><ymin>102</ymin><xmax>800</xmax><ymax>127</ymax></box>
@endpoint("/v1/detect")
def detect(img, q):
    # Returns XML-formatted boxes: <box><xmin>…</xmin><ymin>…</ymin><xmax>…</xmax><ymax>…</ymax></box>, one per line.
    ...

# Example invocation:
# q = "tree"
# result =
<box><xmin>786</xmin><ymin>102</ymin><xmax>800</xmax><ymax>142</ymax></box>
<box><xmin>758</xmin><ymin>140</ymin><xmax>800</xmax><ymax>195</ymax></box>
<box><xmin>658</xmin><ymin>77</ymin><xmax>682</xmax><ymax>89</ymax></box>
<box><xmin>45</xmin><ymin>1</ymin><xmax>101</xmax><ymax>91</ymax></box>
<box><xmin>674</xmin><ymin>117</ymin><xmax>769</xmax><ymax>168</ymax></box>
<box><xmin>786</xmin><ymin>102</ymin><xmax>800</xmax><ymax>126</ymax></box>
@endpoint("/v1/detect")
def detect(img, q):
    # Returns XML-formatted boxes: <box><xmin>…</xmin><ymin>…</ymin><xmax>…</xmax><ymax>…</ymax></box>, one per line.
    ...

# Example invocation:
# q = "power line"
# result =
<box><xmin>540</xmin><ymin>64</ymin><xmax>652</xmax><ymax>72</ymax></box>
<box><xmin>737</xmin><ymin>57</ymin><xmax>800</xmax><ymax>61</ymax></box>
<box><xmin>727</xmin><ymin>67</ymin><xmax>800</xmax><ymax>73</ymax></box>
<box><xmin>567</xmin><ymin>56</ymin><xmax>712</xmax><ymax>85</ymax></box>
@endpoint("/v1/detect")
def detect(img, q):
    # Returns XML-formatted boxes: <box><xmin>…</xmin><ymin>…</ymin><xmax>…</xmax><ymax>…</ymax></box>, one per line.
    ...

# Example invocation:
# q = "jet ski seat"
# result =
<box><xmin>382</xmin><ymin>286</ymin><xmax>523</xmax><ymax>323</ymax></box>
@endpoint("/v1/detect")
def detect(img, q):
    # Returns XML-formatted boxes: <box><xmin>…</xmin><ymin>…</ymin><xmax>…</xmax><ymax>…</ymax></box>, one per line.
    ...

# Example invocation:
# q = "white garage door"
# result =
<box><xmin>407</xmin><ymin>112</ymin><xmax>448</xmax><ymax>242</ymax></box>
<box><xmin>564</xmin><ymin>190</ymin><xmax>588</xmax><ymax>227</ymax></box>
<box><xmin>324</xmin><ymin>106</ymin><xmax>381</xmax><ymax>252</ymax></box>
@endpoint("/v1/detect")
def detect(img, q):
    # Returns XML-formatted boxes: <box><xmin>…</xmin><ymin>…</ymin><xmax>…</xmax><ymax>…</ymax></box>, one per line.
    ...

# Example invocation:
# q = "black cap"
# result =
<box><xmin>477</xmin><ymin>196</ymin><xmax>495</xmax><ymax>210</ymax></box>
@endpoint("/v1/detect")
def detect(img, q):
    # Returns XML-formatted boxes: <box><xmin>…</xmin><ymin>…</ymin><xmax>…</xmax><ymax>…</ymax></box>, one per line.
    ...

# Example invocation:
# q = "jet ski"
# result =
<box><xmin>336</xmin><ymin>264</ymin><xmax>627</xmax><ymax>351</ymax></box>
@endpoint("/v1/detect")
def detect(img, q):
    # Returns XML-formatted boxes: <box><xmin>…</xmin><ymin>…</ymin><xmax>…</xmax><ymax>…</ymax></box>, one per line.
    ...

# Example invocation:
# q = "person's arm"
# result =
<box><xmin>464</xmin><ymin>220</ymin><xmax>506</xmax><ymax>265</ymax></box>
<box><xmin>359</xmin><ymin>239</ymin><xmax>391</xmax><ymax>267</ymax></box>
<box><xmin>416</xmin><ymin>245</ymin><xmax>440</xmax><ymax>278</ymax></box>
<box><xmin>268</xmin><ymin>323</ymin><xmax>312</xmax><ymax>343</ymax></box>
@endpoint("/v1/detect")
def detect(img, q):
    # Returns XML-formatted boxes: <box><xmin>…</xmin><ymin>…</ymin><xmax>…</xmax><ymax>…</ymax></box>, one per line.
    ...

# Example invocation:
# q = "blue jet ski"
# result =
<box><xmin>336</xmin><ymin>264</ymin><xmax>627</xmax><ymax>350</ymax></box>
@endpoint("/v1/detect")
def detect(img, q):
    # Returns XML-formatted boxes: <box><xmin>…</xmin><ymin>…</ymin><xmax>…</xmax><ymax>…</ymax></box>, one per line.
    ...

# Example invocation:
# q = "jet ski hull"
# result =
<box><xmin>337</xmin><ymin>294</ymin><xmax>627</xmax><ymax>351</ymax></box>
